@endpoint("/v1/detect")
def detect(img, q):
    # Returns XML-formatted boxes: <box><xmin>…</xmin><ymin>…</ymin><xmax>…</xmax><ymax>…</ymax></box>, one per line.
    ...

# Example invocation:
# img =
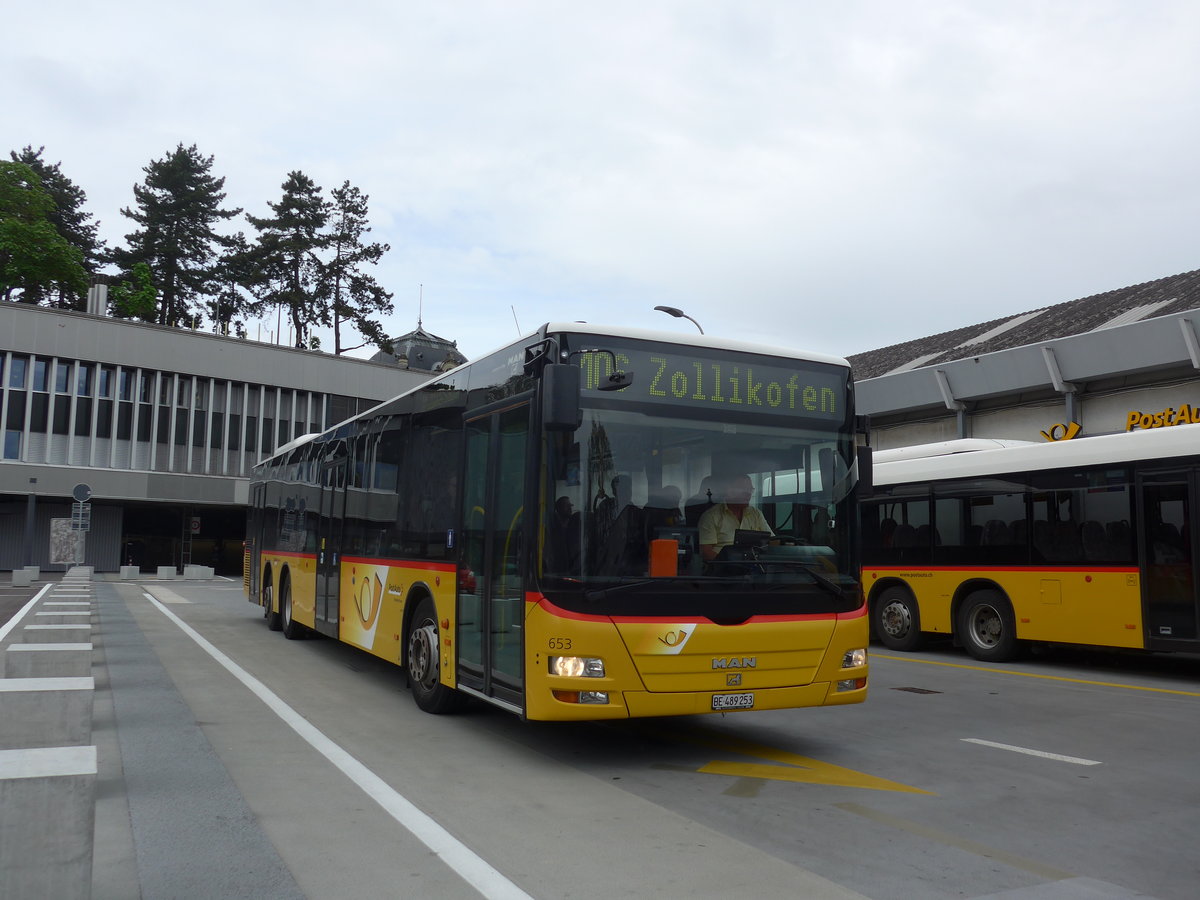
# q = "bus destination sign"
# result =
<box><xmin>576</xmin><ymin>343</ymin><xmax>845</xmax><ymax>420</ymax></box>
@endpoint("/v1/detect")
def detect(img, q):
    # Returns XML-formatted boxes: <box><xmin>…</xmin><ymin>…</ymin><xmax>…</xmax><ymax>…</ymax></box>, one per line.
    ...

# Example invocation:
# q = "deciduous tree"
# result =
<box><xmin>0</xmin><ymin>161</ymin><xmax>87</xmax><ymax>303</ymax></box>
<box><xmin>9</xmin><ymin>146</ymin><xmax>105</xmax><ymax>308</ymax></box>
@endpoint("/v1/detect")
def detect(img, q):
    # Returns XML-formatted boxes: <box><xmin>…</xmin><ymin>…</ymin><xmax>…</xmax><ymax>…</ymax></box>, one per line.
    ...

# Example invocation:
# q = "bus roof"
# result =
<box><xmin>872</xmin><ymin>438</ymin><xmax>1037</xmax><ymax>465</ymax></box>
<box><xmin>541</xmin><ymin>322</ymin><xmax>850</xmax><ymax>369</ymax></box>
<box><xmin>874</xmin><ymin>425</ymin><xmax>1200</xmax><ymax>486</ymax></box>
<box><xmin>254</xmin><ymin>322</ymin><xmax>850</xmax><ymax>471</ymax></box>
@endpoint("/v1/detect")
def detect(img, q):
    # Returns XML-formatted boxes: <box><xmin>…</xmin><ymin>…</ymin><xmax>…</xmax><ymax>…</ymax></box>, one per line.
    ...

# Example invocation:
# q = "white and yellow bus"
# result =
<box><xmin>863</xmin><ymin>428</ymin><xmax>1200</xmax><ymax>661</ymax></box>
<box><xmin>245</xmin><ymin>323</ymin><xmax>871</xmax><ymax>721</ymax></box>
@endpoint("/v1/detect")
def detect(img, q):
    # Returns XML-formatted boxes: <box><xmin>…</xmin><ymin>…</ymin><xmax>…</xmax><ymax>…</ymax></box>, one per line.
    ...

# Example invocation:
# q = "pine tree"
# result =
<box><xmin>112</xmin><ymin>143</ymin><xmax>241</xmax><ymax>327</ymax></box>
<box><xmin>322</xmin><ymin>181</ymin><xmax>395</xmax><ymax>354</ymax></box>
<box><xmin>209</xmin><ymin>231</ymin><xmax>260</xmax><ymax>337</ymax></box>
<box><xmin>247</xmin><ymin>171</ymin><xmax>330</xmax><ymax>348</ymax></box>
<box><xmin>0</xmin><ymin>161</ymin><xmax>88</xmax><ymax>303</ymax></box>
<box><xmin>9</xmin><ymin>146</ymin><xmax>105</xmax><ymax>308</ymax></box>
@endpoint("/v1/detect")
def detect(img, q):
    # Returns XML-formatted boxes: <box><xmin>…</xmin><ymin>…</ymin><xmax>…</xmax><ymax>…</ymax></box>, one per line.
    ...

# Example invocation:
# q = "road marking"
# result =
<box><xmin>141</xmin><ymin>592</ymin><xmax>531</xmax><ymax>900</ymax></box>
<box><xmin>874</xmin><ymin>652</ymin><xmax>1200</xmax><ymax>697</ymax></box>
<box><xmin>648</xmin><ymin>725</ymin><xmax>932</xmax><ymax>794</ymax></box>
<box><xmin>836</xmin><ymin>802</ymin><xmax>1076</xmax><ymax>881</ymax></box>
<box><xmin>0</xmin><ymin>583</ymin><xmax>53</xmax><ymax>643</ymax></box>
<box><xmin>962</xmin><ymin>738</ymin><xmax>1101</xmax><ymax>766</ymax></box>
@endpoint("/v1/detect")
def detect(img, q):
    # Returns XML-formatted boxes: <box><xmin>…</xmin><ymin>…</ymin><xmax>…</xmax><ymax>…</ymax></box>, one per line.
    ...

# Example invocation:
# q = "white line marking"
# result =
<box><xmin>962</xmin><ymin>738</ymin><xmax>1102</xmax><ymax>766</ymax></box>
<box><xmin>141</xmin><ymin>592</ymin><xmax>532</xmax><ymax>900</ymax></box>
<box><xmin>0</xmin><ymin>583</ymin><xmax>54</xmax><ymax>643</ymax></box>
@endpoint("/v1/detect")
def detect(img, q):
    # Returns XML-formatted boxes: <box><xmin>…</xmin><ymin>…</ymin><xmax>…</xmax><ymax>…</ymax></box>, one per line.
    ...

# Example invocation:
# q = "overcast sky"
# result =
<box><xmin>9</xmin><ymin>1</ymin><xmax>1200</xmax><ymax>362</ymax></box>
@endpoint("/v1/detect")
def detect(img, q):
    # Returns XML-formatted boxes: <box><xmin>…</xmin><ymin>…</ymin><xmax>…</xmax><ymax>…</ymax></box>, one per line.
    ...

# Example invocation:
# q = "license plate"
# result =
<box><xmin>712</xmin><ymin>692</ymin><xmax>754</xmax><ymax>711</ymax></box>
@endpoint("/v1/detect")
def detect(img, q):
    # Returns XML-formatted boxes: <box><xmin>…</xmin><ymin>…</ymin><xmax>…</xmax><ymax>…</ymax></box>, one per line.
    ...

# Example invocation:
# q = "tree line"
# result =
<box><xmin>0</xmin><ymin>143</ymin><xmax>394</xmax><ymax>354</ymax></box>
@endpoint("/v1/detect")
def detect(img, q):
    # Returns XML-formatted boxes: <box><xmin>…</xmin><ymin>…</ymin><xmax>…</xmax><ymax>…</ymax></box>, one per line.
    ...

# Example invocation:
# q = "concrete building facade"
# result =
<box><xmin>0</xmin><ymin>302</ymin><xmax>435</xmax><ymax>574</ymax></box>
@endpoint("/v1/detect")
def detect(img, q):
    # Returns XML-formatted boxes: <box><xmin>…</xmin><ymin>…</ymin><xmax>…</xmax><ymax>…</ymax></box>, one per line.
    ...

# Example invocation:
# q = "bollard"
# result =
<box><xmin>119</xmin><ymin>565</ymin><xmax>139</xmax><ymax>579</ymax></box>
<box><xmin>11</xmin><ymin>570</ymin><xmax>32</xmax><ymax>587</ymax></box>
<box><xmin>5</xmin><ymin>644</ymin><xmax>93</xmax><ymax>679</ymax></box>
<box><xmin>156</xmin><ymin>566</ymin><xmax>177</xmax><ymax>580</ymax></box>
<box><xmin>0</xmin><ymin>677</ymin><xmax>95</xmax><ymax>750</ymax></box>
<box><xmin>0</xmin><ymin>745</ymin><xmax>97</xmax><ymax>900</ymax></box>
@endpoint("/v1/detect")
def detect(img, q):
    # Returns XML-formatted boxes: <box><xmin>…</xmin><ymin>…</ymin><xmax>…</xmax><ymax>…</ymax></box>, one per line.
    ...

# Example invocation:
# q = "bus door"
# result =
<box><xmin>1138</xmin><ymin>470</ymin><xmax>1200</xmax><ymax>648</ymax></box>
<box><xmin>315</xmin><ymin>456</ymin><xmax>347</xmax><ymax>638</ymax></box>
<box><xmin>459</xmin><ymin>402</ymin><xmax>530</xmax><ymax>709</ymax></box>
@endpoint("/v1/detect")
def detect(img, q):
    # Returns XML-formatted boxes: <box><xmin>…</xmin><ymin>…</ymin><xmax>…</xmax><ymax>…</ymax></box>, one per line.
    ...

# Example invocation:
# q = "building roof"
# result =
<box><xmin>370</xmin><ymin>321</ymin><xmax>468</xmax><ymax>373</ymax></box>
<box><xmin>847</xmin><ymin>268</ymin><xmax>1200</xmax><ymax>379</ymax></box>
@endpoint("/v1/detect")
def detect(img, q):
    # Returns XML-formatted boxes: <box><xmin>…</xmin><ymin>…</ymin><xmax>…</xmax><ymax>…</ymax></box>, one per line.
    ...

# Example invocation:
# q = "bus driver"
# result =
<box><xmin>698</xmin><ymin>474</ymin><xmax>773</xmax><ymax>561</ymax></box>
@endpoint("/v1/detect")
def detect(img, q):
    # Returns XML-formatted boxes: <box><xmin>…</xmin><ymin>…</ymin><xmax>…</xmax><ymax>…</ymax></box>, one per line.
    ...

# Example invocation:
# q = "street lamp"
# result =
<box><xmin>653</xmin><ymin>305</ymin><xmax>704</xmax><ymax>334</ymax></box>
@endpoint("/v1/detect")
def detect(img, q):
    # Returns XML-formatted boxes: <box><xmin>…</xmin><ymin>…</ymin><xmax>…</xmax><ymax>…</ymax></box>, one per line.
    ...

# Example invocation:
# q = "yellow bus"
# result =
<box><xmin>863</xmin><ymin>428</ymin><xmax>1200</xmax><ymax>661</ymax></box>
<box><xmin>245</xmin><ymin>323</ymin><xmax>871</xmax><ymax>720</ymax></box>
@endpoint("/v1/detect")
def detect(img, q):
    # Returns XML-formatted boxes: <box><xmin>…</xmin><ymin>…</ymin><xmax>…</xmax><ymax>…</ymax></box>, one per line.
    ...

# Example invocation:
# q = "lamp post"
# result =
<box><xmin>653</xmin><ymin>305</ymin><xmax>704</xmax><ymax>334</ymax></box>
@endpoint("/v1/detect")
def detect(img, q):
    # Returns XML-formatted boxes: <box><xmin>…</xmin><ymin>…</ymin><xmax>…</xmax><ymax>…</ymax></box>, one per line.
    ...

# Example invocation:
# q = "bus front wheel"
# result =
<box><xmin>406</xmin><ymin>597</ymin><xmax>460</xmax><ymax>714</ymax></box>
<box><xmin>957</xmin><ymin>590</ymin><xmax>1018</xmax><ymax>662</ymax></box>
<box><xmin>874</xmin><ymin>586</ymin><xmax>925</xmax><ymax>651</ymax></box>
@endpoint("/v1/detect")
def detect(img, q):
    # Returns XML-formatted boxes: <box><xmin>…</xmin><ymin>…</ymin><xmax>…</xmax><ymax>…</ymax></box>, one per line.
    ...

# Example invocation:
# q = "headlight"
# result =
<box><xmin>841</xmin><ymin>648</ymin><xmax>867</xmax><ymax>668</ymax></box>
<box><xmin>549</xmin><ymin>656</ymin><xmax>606</xmax><ymax>678</ymax></box>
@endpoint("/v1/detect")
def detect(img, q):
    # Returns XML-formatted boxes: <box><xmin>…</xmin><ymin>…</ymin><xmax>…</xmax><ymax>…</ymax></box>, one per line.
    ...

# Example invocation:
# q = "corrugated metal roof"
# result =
<box><xmin>849</xmin><ymin>269</ymin><xmax>1200</xmax><ymax>379</ymax></box>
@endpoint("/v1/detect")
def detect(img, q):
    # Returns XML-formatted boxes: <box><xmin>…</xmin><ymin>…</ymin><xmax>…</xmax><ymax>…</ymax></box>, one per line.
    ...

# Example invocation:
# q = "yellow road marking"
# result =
<box><xmin>642</xmin><ymin>725</ymin><xmax>932</xmax><ymax>794</ymax></box>
<box><xmin>701</xmin><ymin>760</ymin><xmax>932</xmax><ymax>794</ymax></box>
<box><xmin>874</xmin><ymin>652</ymin><xmax>1200</xmax><ymax>697</ymax></box>
<box><xmin>836</xmin><ymin>802</ymin><xmax>1075</xmax><ymax>880</ymax></box>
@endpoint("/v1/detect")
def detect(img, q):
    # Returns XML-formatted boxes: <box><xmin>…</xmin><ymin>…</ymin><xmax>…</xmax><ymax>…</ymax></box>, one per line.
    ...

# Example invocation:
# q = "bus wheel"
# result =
<box><xmin>265</xmin><ymin>577</ymin><xmax>282</xmax><ymax>631</ymax></box>
<box><xmin>874</xmin><ymin>586</ymin><xmax>925</xmax><ymax>651</ymax></box>
<box><xmin>957</xmin><ymin>590</ymin><xmax>1018</xmax><ymax>662</ymax></box>
<box><xmin>281</xmin><ymin>577</ymin><xmax>304</xmax><ymax>640</ymax></box>
<box><xmin>406</xmin><ymin>597</ymin><xmax>460</xmax><ymax>714</ymax></box>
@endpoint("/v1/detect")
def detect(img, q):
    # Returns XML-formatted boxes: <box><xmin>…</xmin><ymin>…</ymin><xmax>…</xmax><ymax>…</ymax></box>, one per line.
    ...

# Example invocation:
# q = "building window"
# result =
<box><xmin>55</xmin><ymin>362</ymin><xmax>71</xmax><ymax>394</ymax></box>
<box><xmin>76</xmin><ymin>364</ymin><xmax>92</xmax><ymax>396</ymax></box>
<box><xmin>32</xmin><ymin>358</ymin><xmax>48</xmax><ymax>391</ymax></box>
<box><xmin>8</xmin><ymin>356</ymin><xmax>28</xmax><ymax>389</ymax></box>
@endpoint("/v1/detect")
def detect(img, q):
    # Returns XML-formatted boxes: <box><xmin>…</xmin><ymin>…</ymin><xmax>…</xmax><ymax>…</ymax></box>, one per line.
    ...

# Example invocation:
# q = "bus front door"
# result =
<box><xmin>459</xmin><ymin>403</ymin><xmax>529</xmax><ymax>710</ymax></box>
<box><xmin>315</xmin><ymin>458</ymin><xmax>346</xmax><ymax>638</ymax></box>
<box><xmin>1138</xmin><ymin>470</ymin><xmax>1200</xmax><ymax>648</ymax></box>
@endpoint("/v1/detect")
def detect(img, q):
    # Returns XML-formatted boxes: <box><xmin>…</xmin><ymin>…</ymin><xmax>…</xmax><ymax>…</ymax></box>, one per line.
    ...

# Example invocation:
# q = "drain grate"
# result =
<box><xmin>891</xmin><ymin>686</ymin><xmax>942</xmax><ymax>694</ymax></box>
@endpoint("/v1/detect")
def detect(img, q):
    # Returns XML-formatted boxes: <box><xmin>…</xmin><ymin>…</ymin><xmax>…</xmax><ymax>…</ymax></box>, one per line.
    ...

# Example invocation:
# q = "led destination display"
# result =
<box><xmin>573</xmin><ymin>339</ymin><xmax>846</xmax><ymax>420</ymax></box>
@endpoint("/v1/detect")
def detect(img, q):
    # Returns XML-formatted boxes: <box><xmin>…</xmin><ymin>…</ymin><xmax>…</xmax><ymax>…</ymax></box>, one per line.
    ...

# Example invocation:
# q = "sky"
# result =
<box><xmin>8</xmin><ymin>1</ymin><xmax>1200</xmax><ymax>363</ymax></box>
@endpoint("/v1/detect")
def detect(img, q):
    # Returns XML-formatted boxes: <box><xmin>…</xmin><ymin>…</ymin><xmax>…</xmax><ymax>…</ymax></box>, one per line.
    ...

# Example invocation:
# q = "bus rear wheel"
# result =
<box><xmin>264</xmin><ymin>576</ymin><xmax>281</xmax><ymax>631</ymax></box>
<box><xmin>281</xmin><ymin>576</ymin><xmax>304</xmax><ymax>640</ymax></box>
<box><xmin>406</xmin><ymin>597</ymin><xmax>460</xmax><ymax>714</ymax></box>
<box><xmin>957</xmin><ymin>590</ymin><xmax>1018</xmax><ymax>662</ymax></box>
<box><xmin>874</xmin><ymin>586</ymin><xmax>925</xmax><ymax>651</ymax></box>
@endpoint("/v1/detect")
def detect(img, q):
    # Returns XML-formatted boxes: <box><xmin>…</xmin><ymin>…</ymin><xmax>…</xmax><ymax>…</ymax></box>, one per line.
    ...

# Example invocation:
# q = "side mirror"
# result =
<box><xmin>543</xmin><ymin>364</ymin><xmax>582</xmax><ymax>431</ymax></box>
<box><xmin>856</xmin><ymin>445</ymin><xmax>873</xmax><ymax>497</ymax></box>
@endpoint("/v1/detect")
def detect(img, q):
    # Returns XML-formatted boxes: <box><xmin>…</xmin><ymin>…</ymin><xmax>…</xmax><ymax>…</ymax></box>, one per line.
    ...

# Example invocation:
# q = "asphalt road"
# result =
<box><xmin>4</xmin><ymin>576</ymin><xmax>1198</xmax><ymax>899</ymax></box>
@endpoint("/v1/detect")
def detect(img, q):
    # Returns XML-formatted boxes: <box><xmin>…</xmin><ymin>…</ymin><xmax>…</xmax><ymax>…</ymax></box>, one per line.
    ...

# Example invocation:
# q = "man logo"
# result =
<box><xmin>727</xmin><ymin>673</ymin><xmax>742</xmax><ymax>686</ymax></box>
<box><xmin>1040</xmin><ymin>422</ymin><xmax>1081</xmax><ymax>442</ymax></box>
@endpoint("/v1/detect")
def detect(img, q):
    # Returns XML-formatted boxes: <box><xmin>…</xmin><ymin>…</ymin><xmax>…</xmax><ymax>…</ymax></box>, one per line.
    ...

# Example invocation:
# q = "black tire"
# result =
<box><xmin>957</xmin><ymin>590</ymin><xmax>1019</xmax><ymax>662</ymax></box>
<box><xmin>406</xmin><ymin>596</ymin><xmax>460</xmax><ymax>713</ymax></box>
<box><xmin>873</xmin><ymin>585</ymin><xmax>925</xmax><ymax>651</ymax></box>
<box><xmin>281</xmin><ymin>576</ymin><xmax>304</xmax><ymax>640</ymax></box>
<box><xmin>264</xmin><ymin>576</ymin><xmax>282</xmax><ymax>631</ymax></box>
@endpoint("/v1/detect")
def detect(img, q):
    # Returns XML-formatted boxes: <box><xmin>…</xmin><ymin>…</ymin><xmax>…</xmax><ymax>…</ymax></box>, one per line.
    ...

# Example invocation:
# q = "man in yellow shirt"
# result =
<box><xmin>698</xmin><ymin>474</ymin><xmax>773</xmax><ymax>562</ymax></box>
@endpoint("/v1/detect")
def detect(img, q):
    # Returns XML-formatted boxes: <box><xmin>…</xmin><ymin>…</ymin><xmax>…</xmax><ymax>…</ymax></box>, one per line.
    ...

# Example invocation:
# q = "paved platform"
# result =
<box><xmin>0</xmin><ymin>572</ymin><xmax>302</xmax><ymax>900</ymax></box>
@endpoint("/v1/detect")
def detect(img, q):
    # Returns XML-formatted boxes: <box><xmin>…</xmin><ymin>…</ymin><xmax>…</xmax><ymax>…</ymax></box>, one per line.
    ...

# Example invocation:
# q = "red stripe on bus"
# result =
<box><xmin>528</xmin><ymin>592</ymin><xmax>860</xmax><ymax>624</ymax></box>
<box><xmin>341</xmin><ymin>557</ymin><xmax>456</xmax><ymax>572</ymax></box>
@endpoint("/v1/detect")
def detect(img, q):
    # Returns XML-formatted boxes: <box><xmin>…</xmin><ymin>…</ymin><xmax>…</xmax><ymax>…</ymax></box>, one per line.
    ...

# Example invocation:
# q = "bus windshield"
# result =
<box><xmin>538</xmin><ymin>404</ymin><xmax>860</xmax><ymax>617</ymax></box>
